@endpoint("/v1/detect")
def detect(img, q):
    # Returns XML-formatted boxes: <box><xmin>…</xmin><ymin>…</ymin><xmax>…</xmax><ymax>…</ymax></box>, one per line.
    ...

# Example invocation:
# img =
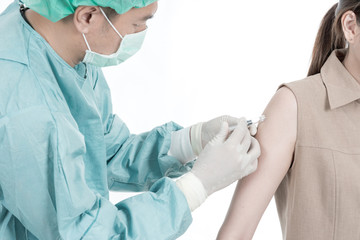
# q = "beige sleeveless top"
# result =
<box><xmin>275</xmin><ymin>49</ymin><xmax>360</xmax><ymax>240</ymax></box>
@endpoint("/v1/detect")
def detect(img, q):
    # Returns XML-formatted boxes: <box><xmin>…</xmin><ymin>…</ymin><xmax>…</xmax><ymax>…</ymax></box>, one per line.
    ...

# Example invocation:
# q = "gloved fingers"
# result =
<box><xmin>209</xmin><ymin>121</ymin><xmax>229</xmax><ymax>146</ymax></box>
<box><xmin>244</xmin><ymin>139</ymin><xmax>260</xmax><ymax>172</ymax></box>
<box><xmin>239</xmin><ymin>131</ymin><xmax>251</xmax><ymax>153</ymax></box>
<box><xmin>249</xmin><ymin>157</ymin><xmax>258</xmax><ymax>174</ymax></box>
<box><xmin>220</xmin><ymin>115</ymin><xmax>241</xmax><ymax>129</ymax></box>
<box><xmin>226</xmin><ymin>118</ymin><xmax>248</xmax><ymax>145</ymax></box>
<box><xmin>238</xmin><ymin>138</ymin><xmax>259</xmax><ymax>177</ymax></box>
<box><xmin>249</xmin><ymin>124</ymin><xmax>257</xmax><ymax>136</ymax></box>
<box><xmin>248</xmin><ymin>137</ymin><xmax>261</xmax><ymax>159</ymax></box>
<box><xmin>240</xmin><ymin>158</ymin><xmax>258</xmax><ymax>179</ymax></box>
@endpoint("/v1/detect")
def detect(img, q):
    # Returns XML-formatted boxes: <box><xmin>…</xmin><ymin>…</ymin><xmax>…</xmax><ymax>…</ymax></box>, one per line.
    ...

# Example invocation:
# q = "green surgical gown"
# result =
<box><xmin>0</xmin><ymin>2</ymin><xmax>192</xmax><ymax>239</ymax></box>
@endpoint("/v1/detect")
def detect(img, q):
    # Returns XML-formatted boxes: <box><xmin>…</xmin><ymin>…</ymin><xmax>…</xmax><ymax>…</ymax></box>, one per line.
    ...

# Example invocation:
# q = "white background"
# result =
<box><xmin>0</xmin><ymin>0</ymin><xmax>337</xmax><ymax>239</ymax></box>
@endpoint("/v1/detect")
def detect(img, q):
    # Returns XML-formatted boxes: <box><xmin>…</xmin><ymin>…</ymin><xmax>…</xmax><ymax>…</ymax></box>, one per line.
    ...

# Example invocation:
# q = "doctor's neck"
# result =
<box><xmin>25</xmin><ymin>10</ymin><xmax>86</xmax><ymax>68</ymax></box>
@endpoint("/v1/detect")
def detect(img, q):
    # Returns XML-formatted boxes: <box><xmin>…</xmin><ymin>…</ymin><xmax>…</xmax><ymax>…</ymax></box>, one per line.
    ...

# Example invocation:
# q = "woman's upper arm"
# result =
<box><xmin>217</xmin><ymin>86</ymin><xmax>297</xmax><ymax>240</ymax></box>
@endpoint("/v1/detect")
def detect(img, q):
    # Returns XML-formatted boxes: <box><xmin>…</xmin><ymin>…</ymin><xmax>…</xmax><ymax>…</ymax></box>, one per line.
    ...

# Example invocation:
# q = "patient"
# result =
<box><xmin>217</xmin><ymin>1</ymin><xmax>360</xmax><ymax>239</ymax></box>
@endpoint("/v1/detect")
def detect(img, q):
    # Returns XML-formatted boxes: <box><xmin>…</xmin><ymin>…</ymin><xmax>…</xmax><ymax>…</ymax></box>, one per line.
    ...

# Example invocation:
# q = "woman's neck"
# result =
<box><xmin>343</xmin><ymin>48</ymin><xmax>360</xmax><ymax>85</ymax></box>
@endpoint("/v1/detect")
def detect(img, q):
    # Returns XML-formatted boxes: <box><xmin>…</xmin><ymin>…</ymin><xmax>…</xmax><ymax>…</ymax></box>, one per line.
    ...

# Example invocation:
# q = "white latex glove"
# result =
<box><xmin>192</xmin><ymin>119</ymin><xmax>260</xmax><ymax>196</ymax></box>
<box><xmin>176</xmin><ymin>120</ymin><xmax>260</xmax><ymax>211</ymax></box>
<box><xmin>249</xmin><ymin>124</ymin><xmax>258</xmax><ymax>136</ymax></box>
<box><xmin>190</xmin><ymin>115</ymin><xmax>240</xmax><ymax>156</ymax></box>
<box><xmin>168</xmin><ymin>127</ymin><xmax>196</xmax><ymax>165</ymax></box>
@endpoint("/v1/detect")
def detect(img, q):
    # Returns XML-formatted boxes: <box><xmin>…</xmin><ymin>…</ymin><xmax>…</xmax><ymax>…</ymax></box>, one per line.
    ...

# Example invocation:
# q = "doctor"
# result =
<box><xmin>0</xmin><ymin>0</ymin><xmax>260</xmax><ymax>239</ymax></box>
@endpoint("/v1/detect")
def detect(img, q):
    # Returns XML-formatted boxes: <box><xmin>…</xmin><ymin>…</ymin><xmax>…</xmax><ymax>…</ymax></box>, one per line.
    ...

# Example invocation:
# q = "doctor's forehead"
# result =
<box><xmin>128</xmin><ymin>1</ymin><xmax>158</xmax><ymax>21</ymax></box>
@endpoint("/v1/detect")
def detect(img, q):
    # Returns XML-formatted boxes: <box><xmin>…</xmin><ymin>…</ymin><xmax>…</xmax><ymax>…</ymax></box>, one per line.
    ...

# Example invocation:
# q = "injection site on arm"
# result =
<box><xmin>217</xmin><ymin>87</ymin><xmax>297</xmax><ymax>240</ymax></box>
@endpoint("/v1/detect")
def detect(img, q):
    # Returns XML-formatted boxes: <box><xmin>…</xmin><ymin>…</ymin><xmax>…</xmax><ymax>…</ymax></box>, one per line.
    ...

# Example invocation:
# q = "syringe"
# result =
<box><xmin>229</xmin><ymin>115</ymin><xmax>266</xmax><ymax>131</ymax></box>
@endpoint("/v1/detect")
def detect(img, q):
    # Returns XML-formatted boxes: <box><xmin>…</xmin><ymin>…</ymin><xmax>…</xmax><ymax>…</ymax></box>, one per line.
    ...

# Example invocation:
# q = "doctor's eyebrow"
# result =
<box><xmin>141</xmin><ymin>14</ymin><xmax>154</xmax><ymax>21</ymax></box>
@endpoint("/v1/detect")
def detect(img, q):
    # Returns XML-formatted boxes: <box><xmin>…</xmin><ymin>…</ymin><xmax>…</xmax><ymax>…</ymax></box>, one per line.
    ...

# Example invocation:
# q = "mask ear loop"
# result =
<box><xmin>82</xmin><ymin>34</ymin><xmax>92</xmax><ymax>51</ymax></box>
<box><xmin>99</xmin><ymin>8</ymin><xmax>124</xmax><ymax>39</ymax></box>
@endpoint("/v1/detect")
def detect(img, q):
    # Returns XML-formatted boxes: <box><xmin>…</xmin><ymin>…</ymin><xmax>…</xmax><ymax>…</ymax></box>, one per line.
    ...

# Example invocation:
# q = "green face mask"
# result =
<box><xmin>82</xmin><ymin>8</ymin><xmax>147</xmax><ymax>67</ymax></box>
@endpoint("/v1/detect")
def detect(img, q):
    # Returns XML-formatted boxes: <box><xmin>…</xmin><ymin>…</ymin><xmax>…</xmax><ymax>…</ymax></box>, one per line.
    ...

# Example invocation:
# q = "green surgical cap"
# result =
<box><xmin>22</xmin><ymin>0</ymin><xmax>158</xmax><ymax>22</ymax></box>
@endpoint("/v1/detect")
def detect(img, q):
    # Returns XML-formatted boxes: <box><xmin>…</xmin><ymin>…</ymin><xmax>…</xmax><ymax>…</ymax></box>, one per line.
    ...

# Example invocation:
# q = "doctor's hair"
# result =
<box><xmin>308</xmin><ymin>0</ymin><xmax>360</xmax><ymax>76</ymax></box>
<box><xmin>102</xmin><ymin>7</ymin><xmax>118</xmax><ymax>19</ymax></box>
<box><xmin>61</xmin><ymin>7</ymin><xmax>117</xmax><ymax>23</ymax></box>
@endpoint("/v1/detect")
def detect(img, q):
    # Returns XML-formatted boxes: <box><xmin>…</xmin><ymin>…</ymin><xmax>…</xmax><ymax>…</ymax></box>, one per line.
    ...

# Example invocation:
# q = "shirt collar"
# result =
<box><xmin>321</xmin><ymin>49</ymin><xmax>360</xmax><ymax>110</ymax></box>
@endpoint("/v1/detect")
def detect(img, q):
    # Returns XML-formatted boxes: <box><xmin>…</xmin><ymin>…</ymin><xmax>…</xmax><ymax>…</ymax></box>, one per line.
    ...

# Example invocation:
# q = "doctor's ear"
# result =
<box><xmin>73</xmin><ymin>6</ymin><xmax>103</xmax><ymax>34</ymax></box>
<box><xmin>341</xmin><ymin>10</ymin><xmax>360</xmax><ymax>43</ymax></box>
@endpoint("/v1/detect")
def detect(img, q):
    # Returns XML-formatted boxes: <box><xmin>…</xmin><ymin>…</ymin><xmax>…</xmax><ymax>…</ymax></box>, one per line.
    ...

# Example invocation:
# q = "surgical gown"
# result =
<box><xmin>0</xmin><ymin>2</ymin><xmax>192</xmax><ymax>239</ymax></box>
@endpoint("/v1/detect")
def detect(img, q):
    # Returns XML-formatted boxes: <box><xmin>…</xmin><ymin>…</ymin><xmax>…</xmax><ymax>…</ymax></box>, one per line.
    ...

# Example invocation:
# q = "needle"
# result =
<box><xmin>229</xmin><ymin>115</ymin><xmax>266</xmax><ymax>131</ymax></box>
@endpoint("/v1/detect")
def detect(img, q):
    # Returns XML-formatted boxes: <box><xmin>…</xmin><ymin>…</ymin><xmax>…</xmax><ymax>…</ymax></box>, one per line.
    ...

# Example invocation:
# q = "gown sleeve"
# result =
<box><xmin>0</xmin><ymin>107</ymin><xmax>192</xmax><ymax>240</ymax></box>
<box><xmin>92</xmin><ymin>69</ymin><xmax>192</xmax><ymax>192</ymax></box>
<box><xmin>105</xmin><ymin>115</ymin><xmax>192</xmax><ymax>192</ymax></box>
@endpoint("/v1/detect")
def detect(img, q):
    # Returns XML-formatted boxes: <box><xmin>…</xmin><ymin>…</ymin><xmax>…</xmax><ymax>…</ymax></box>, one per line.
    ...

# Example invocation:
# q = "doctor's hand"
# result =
<box><xmin>193</xmin><ymin>119</ymin><xmax>260</xmax><ymax>195</ymax></box>
<box><xmin>176</xmin><ymin>119</ymin><xmax>260</xmax><ymax>211</ymax></box>
<box><xmin>190</xmin><ymin>115</ymin><xmax>241</xmax><ymax>156</ymax></box>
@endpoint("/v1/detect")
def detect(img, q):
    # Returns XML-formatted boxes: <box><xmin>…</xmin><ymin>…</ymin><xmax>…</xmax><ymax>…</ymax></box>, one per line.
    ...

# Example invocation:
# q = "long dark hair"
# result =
<box><xmin>308</xmin><ymin>0</ymin><xmax>360</xmax><ymax>76</ymax></box>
